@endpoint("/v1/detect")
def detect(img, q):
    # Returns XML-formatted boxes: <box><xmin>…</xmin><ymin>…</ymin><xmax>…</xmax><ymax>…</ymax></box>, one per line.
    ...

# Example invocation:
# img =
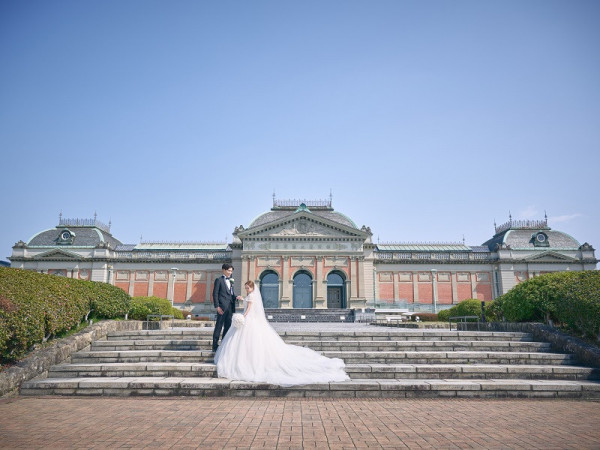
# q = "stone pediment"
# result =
<box><xmin>37</xmin><ymin>249</ymin><xmax>82</xmax><ymax>260</ymax></box>
<box><xmin>523</xmin><ymin>251</ymin><xmax>576</xmax><ymax>262</ymax></box>
<box><xmin>239</xmin><ymin>212</ymin><xmax>367</xmax><ymax>240</ymax></box>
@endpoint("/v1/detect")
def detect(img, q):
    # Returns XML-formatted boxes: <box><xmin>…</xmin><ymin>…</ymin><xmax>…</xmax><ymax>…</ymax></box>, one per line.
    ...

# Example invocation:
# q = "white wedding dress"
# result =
<box><xmin>214</xmin><ymin>288</ymin><xmax>349</xmax><ymax>386</ymax></box>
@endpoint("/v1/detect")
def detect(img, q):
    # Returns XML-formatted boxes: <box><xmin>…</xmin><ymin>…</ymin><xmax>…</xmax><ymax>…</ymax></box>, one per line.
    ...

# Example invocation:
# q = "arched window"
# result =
<box><xmin>260</xmin><ymin>271</ymin><xmax>279</xmax><ymax>308</ymax></box>
<box><xmin>327</xmin><ymin>271</ymin><xmax>346</xmax><ymax>308</ymax></box>
<box><xmin>293</xmin><ymin>271</ymin><xmax>313</xmax><ymax>308</ymax></box>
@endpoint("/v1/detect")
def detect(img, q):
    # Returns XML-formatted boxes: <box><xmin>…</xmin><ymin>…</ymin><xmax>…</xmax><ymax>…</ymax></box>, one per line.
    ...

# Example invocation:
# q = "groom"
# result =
<box><xmin>212</xmin><ymin>263</ymin><xmax>237</xmax><ymax>352</ymax></box>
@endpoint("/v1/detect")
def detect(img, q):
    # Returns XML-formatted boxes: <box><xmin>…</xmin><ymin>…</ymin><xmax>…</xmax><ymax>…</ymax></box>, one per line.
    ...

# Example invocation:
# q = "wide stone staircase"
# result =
<box><xmin>21</xmin><ymin>327</ymin><xmax>600</xmax><ymax>398</ymax></box>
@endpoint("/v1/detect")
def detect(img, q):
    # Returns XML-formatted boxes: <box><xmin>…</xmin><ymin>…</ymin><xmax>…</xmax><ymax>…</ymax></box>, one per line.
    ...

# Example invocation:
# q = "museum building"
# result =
<box><xmin>8</xmin><ymin>198</ymin><xmax>597</xmax><ymax>314</ymax></box>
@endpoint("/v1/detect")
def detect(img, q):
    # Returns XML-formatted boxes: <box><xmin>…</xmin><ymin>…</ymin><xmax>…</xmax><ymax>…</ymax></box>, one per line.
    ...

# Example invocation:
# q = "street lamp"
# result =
<box><xmin>431</xmin><ymin>269</ymin><xmax>438</xmax><ymax>314</ymax></box>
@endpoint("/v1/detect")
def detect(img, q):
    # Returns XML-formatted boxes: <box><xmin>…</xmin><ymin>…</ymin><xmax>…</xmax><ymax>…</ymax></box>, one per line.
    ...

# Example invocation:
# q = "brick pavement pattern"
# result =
<box><xmin>1</xmin><ymin>397</ymin><xmax>599</xmax><ymax>449</ymax></box>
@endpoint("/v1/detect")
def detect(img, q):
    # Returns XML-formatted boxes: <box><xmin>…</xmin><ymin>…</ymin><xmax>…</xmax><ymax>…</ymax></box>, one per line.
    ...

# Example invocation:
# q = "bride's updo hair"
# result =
<box><xmin>245</xmin><ymin>280</ymin><xmax>255</xmax><ymax>289</ymax></box>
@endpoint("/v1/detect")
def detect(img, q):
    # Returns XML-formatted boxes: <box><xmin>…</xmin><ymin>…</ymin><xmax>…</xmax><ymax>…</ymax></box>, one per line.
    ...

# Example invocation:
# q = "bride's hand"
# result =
<box><xmin>236</xmin><ymin>295</ymin><xmax>244</xmax><ymax>301</ymax></box>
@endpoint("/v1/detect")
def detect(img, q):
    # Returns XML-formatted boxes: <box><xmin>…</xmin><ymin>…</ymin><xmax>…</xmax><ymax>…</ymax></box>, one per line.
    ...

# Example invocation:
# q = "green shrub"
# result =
<box><xmin>496</xmin><ymin>271</ymin><xmax>600</xmax><ymax>340</ymax></box>
<box><xmin>129</xmin><ymin>296</ymin><xmax>183</xmax><ymax>320</ymax></box>
<box><xmin>438</xmin><ymin>299</ymin><xmax>482</xmax><ymax>322</ymax></box>
<box><xmin>86</xmin><ymin>281</ymin><xmax>130</xmax><ymax>319</ymax></box>
<box><xmin>0</xmin><ymin>267</ymin><xmax>132</xmax><ymax>362</ymax></box>
<box><xmin>485</xmin><ymin>296</ymin><xmax>504</xmax><ymax>322</ymax></box>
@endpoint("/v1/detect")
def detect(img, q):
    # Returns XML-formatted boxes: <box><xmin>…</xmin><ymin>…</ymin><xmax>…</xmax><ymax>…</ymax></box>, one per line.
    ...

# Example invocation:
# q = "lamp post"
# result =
<box><xmin>169</xmin><ymin>267</ymin><xmax>178</xmax><ymax>306</ymax></box>
<box><xmin>431</xmin><ymin>268</ymin><xmax>438</xmax><ymax>314</ymax></box>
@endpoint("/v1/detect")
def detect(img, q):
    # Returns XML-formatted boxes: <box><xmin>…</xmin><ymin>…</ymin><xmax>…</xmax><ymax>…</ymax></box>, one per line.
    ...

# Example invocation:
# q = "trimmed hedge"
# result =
<box><xmin>0</xmin><ymin>267</ymin><xmax>130</xmax><ymax>362</ymax></box>
<box><xmin>438</xmin><ymin>299</ymin><xmax>482</xmax><ymax>322</ymax></box>
<box><xmin>129</xmin><ymin>296</ymin><xmax>184</xmax><ymax>320</ymax></box>
<box><xmin>489</xmin><ymin>271</ymin><xmax>600</xmax><ymax>340</ymax></box>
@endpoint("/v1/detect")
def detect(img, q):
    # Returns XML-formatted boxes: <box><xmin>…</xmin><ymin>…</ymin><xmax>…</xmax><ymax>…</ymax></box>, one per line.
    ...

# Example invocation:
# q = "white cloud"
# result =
<box><xmin>549</xmin><ymin>213</ymin><xmax>582</xmax><ymax>224</ymax></box>
<box><xmin>517</xmin><ymin>206</ymin><xmax>538</xmax><ymax>220</ymax></box>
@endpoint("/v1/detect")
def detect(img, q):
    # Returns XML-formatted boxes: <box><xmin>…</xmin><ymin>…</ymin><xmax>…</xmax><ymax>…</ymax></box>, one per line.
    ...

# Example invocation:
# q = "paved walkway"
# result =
<box><xmin>1</xmin><ymin>397</ymin><xmax>599</xmax><ymax>449</ymax></box>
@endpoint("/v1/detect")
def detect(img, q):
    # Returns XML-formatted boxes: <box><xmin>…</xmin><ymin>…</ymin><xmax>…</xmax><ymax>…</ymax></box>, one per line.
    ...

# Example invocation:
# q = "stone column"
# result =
<box><xmin>471</xmin><ymin>272</ymin><xmax>478</xmax><ymax>299</ymax></box>
<box><xmin>315</xmin><ymin>256</ymin><xmax>325</xmax><ymax>308</ymax></box>
<box><xmin>148</xmin><ymin>272</ymin><xmax>154</xmax><ymax>296</ymax></box>
<box><xmin>358</xmin><ymin>258</ymin><xmax>366</xmax><ymax>300</ymax></box>
<box><xmin>241</xmin><ymin>257</ymin><xmax>249</xmax><ymax>290</ymax></box>
<box><xmin>186</xmin><ymin>272</ymin><xmax>193</xmax><ymax>303</ymax></box>
<box><xmin>451</xmin><ymin>272</ymin><xmax>458</xmax><ymax>304</ymax></box>
<box><xmin>128</xmin><ymin>273</ymin><xmax>135</xmax><ymax>297</ymax></box>
<box><xmin>412</xmin><ymin>273</ymin><xmax>419</xmax><ymax>303</ymax></box>
<box><xmin>249</xmin><ymin>257</ymin><xmax>256</xmax><ymax>284</ymax></box>
<box><xmin>167</xmin><ymin>271</ymin><xmax>175</xmax><ymax>304</ymax></box>
<box><xmin>281</xmin><ymin>256</ymin><xmax>291</xmax><ymax>308</ymax></box>
<box><xmin>205</xmin><ymin>271</ymin><xmax>213</xmax><ymax>303</ymax></box>
<box><xmin>350</xmin><ymin>258</ymin><xmax>358</xmax><ymax>306</ymax></box>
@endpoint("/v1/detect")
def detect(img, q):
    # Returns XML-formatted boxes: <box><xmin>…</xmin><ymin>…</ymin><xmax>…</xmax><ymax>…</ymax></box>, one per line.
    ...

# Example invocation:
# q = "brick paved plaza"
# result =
<box><xmin>1</xmin><ymin>397</ymin><xmax>599</xmax><ymax>449</ymax></box>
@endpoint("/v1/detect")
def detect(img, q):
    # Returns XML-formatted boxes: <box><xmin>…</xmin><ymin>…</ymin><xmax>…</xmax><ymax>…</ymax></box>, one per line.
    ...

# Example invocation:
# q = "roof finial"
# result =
<box><xmin>108</xmin><ymin>218</ymin><xmax>112</xmax><ymax>231</ymax></box>
<box><xmin>329</xmin><ymin>188</ymin><xmax>333</xmax><ymax>206</ymax></box>
<box><xmin>94</xmin><ymin>211</ymin><xmax>97</xmax><ymax>221</ymax></box>
<box><xmin>59</xmin><ymin>210</ymin><xmax>63</xmax><ymax>223</ymax></box>
<box><xmin>544</xmin><ymin>210</ymin><xmax>548</xmax><ymax>221</ymax></box>
<box><xmin>509</xmin><ymin>211</ymin><xmax>512</xmax><ymax>222</ymax></box>
<box><xmin>272</xmin><ymin>189</ymin><xmax>276</xmax><ymax>207</ymax></box>
<box><xmin>140</xmin><ymin>234</ymin><xmax>143</xmax><ymax>243</ymax></box>
<box><xmin>493</xmin><ymin>218</ymin><xmax>497</xmax><ymax>229</ymax></box>
<box><xmin>462</xmin><ymin>234</ymin><xmax>466</xmax><ymax>245</ymax></box>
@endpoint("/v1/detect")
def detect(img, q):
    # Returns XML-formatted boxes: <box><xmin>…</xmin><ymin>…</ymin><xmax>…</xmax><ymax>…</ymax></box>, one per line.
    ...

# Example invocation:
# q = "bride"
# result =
<box><xmin>214</xmin><ymin>280</ymin><xmax>349</xmax><ymax>386</ymax></box>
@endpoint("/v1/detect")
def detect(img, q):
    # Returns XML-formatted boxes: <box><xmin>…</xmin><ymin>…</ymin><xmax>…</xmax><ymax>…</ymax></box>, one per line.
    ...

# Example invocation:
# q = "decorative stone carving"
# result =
<box><xmin>192</xmin><ymin>271</ymin><xmax>205</xmax><ymax>281</ymax></box>
<box><xmin>135</xmin><ymin>271</ymin><xmax>149</xmax><ymax>281</ymax></box>
<box><xmin>258</xmin><ymin>257</ymin><xmax>281</xmax><ymax>267</ymax></box>
<box><xmin>457</xmin><ymin>272</ymin><xmax>470</xmax><ymax>282</ymax></box>
<box><xmin>291</xmin><ymin>257</ymin><xmax>315</xmax><ymax>267</ymax></box>
<box><xmin>379</xmin><ymin>272</ymin><xmax>393</xmax><ymax>282</ymax></box>
<box><xmin>437</xmin><ymin>272</ymin><xmax>451</xmax><ymax>282</ymax></box>
<box><xmin>270</xmin><ymin>219</ymin><xmax>339</xmax><ymax>237</ymax></box>
<box><xmin>324</xmin><ymin>257</ymin><xmax>348</xmax><ymax>267</ymax></box>
<box><xmin>154</xmin><ymin>271</ymin><xmax>167</xmax><ymax>281</ymax></box>
<box><xmin>418</xmin><ymin>273</ymin><xmax>431</xmax><ymax>282</ymax></box>
<box><xmin>116</xmin><ymin>271</ymin><xmax>129</xmax><ymax>281</ymax></box>
<box><xmin>476</xmin><ymin>273</ymin><xmax>489</xmax><ymax>282</ymax></box>
<box><xmin>398</xmin><ymin>272</ymin><xmax>412</xmax><ymax>282</ymax></box>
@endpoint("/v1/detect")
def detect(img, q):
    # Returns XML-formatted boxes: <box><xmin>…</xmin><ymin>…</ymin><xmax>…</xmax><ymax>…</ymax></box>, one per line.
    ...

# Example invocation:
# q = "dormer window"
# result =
<box><xmin>56</xmin><ymin>229</ymin><xmax>75</xmax><ymax>245</ymax></box>
<box><xmin>532</xmin><ymin>232</ymin><xmax>549</xmax><ymax>247</ymax></box>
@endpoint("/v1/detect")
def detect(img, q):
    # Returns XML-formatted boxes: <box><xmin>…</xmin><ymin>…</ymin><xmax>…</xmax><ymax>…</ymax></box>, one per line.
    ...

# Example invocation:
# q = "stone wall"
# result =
<box><xmin>0</xmin><ymin>320</ymin><xmax>146</xmax><ymax>397</ymax></box>
<box><xmin>458</xmin><ymin>322</ymin><xmax>600</xmax><ymax>369</ymax></box>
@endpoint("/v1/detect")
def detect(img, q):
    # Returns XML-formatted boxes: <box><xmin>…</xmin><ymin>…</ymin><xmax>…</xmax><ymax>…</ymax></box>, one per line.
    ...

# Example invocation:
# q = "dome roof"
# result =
<box><xmin>483</xmin><ymin>228</ymin><xmax>580</xmax><ymax>251</ymax></box>
<box><xmin>27</xmin><ymin>221</ymin><xmax>122</xmax><ymax>249</ymax></box>
<box><xmin>248</xmin><ymin>208</ymin><xmax>358</xmax><ymax>229</ymax></box>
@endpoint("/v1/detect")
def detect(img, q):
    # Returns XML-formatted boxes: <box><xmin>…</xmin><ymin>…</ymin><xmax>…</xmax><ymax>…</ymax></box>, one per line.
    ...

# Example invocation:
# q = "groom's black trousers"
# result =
<box><xmin>212</xmin><ymin>307</ymin><xmax>233</xmax><ymax>351</ymax></box>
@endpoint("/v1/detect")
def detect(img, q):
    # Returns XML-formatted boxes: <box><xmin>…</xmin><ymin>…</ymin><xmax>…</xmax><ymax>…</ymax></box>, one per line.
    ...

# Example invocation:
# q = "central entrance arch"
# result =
<box><xmin>260</xmin><ymin>271</ymin><xmax>279</xmax><ymax>308</ymax></box>
<box><xmin>293</xmin><ymin>271</ymin><xmax>313</xmax><ymax>308</ymax></box>
<box><xmin>327</xmin><ymin>271</ymin><xmax>346</xmax><ymax>308</ymax></box>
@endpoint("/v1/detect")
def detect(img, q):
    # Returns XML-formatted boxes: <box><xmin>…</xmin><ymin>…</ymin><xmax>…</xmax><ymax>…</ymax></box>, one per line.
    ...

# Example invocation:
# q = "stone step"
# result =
<box><xmin>71</xmin><ymin>350</ymin><xmax>575</xmax><ymax>365</ymax></box>
<box><xmin>91</xmin><ymin>339</ymin><xmax>552</xmax><ymax>353</ymax></box>
<box><xmin>106</xmin><ymin>330</ymin><xmax>535</xmax><ymax>342</ymax></box>
<box><xmin>20</xmin><ymin>377</ymin><xmax>600</xmax><ymax>399</ymax></box>
<box><xmin>47</xmin><ymin>362</ymin><xmax>600</xmax><ymax>381</ymax></box>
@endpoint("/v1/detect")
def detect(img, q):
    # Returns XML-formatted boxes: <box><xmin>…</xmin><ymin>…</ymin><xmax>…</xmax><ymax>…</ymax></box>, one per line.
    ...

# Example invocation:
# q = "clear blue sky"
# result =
<box><xmin>1</xmin><ymin>0</ymin><xmax>599</xmax><ymax>260</ymax></box>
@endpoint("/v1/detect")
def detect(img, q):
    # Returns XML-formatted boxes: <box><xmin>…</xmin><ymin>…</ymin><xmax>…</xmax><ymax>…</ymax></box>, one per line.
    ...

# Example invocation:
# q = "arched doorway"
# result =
<box><xmin>293</xmin><ymin>271</ymin><xmax>313</xmax><ymax>308</ymax></box>
<box><xmin>327</xmin><ymin>271</ymin><xmax>346</xmax><ymax>308</ymax></box>
<box><xmin>260</xmin><ymin>271</ymin><xmax>279</xmax><ymax>308</ymax></box>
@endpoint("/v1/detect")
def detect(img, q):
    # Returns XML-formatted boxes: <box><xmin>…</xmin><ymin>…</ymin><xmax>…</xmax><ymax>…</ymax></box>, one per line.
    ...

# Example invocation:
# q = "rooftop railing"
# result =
<box><xmin>59</xmin><ymin>218</ymin><xmax>110</xmax><ymax>233</ymax></box>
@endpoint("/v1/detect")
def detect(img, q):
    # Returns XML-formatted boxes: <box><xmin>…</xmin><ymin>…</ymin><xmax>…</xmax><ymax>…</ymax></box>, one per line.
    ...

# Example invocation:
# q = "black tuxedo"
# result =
<box><xmin>212</xmin><ymin>275</ymin><xmax>236</xmax><ymax>351</ymax></box>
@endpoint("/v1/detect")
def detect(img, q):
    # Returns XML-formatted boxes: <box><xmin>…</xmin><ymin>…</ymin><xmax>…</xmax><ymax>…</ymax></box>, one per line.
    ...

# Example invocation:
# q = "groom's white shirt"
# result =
<box><xmin>224</xmin><ymin>275</ymin><xmax>231</xmax><ymax>292</ymax></box>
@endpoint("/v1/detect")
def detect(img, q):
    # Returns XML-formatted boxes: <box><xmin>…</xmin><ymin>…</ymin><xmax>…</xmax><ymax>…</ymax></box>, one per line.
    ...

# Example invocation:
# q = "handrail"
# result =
<box><xmin>448</xmin><ymin>315</ymin><xmax>480</xmax><ymax>331</ymax></box>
